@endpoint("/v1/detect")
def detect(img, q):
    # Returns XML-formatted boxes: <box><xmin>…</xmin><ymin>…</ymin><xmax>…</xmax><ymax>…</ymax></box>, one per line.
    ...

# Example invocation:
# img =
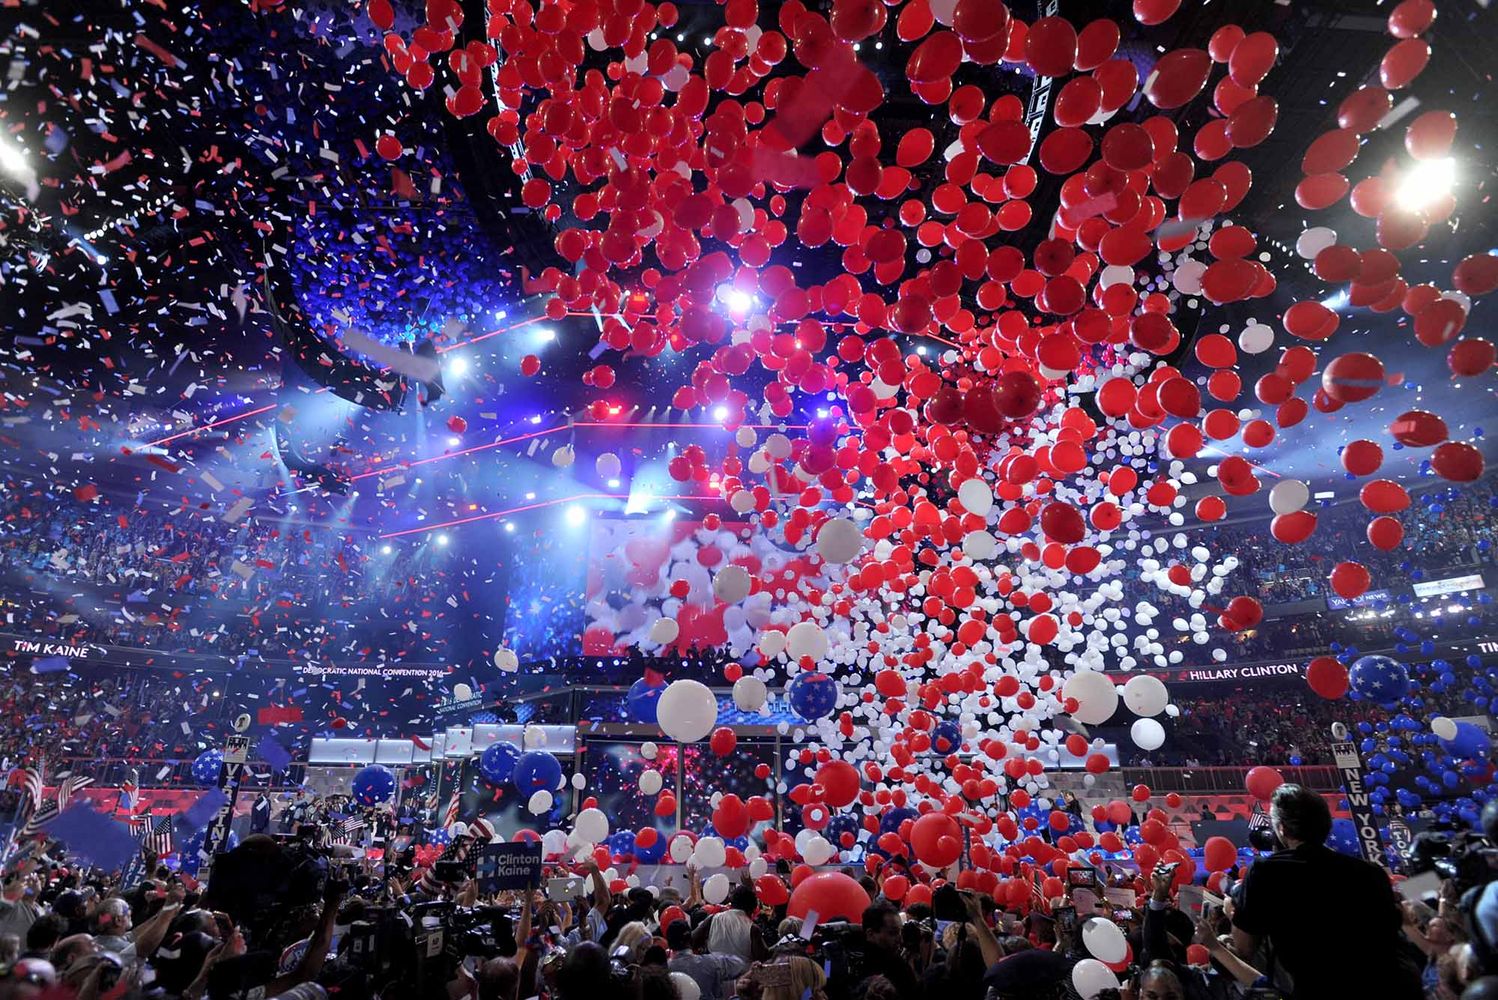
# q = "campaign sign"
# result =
<box><xmin>475</xmin><ymin>841</ymin><xmax>542</xmax><ymax>893</ymax></box>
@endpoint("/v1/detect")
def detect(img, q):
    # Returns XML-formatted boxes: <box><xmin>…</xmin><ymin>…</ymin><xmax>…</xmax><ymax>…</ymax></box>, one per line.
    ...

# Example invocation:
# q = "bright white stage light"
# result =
<box><xmin>1395</xmin><ymin>157</ymin><xmax>1455</xmax><ymax>212</ymax></box>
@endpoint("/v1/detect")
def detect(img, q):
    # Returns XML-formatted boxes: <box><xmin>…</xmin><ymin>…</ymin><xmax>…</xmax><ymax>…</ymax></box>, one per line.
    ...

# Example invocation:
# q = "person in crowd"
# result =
<box><xmin>704</xmin><ymin>885</ymin><xmax>768</xmax><ymax>963</ymax></box>
<box><xmin>857</xmin><ymin>902</ymin><xmax>920</xmax><ymax>998</ymax></box>
<box><xmin>666</xmin><ymin>918</ymin><xmax>744</xmax><ymax>1000</ymax></box>
<box><xmin>1230</xmin><ymin>783</ymin><xmax>1424</xmax><ymax>999</ymax></box>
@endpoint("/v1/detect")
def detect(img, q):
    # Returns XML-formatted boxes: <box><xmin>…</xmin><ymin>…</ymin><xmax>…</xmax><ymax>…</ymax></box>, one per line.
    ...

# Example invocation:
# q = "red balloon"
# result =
<box><xmin>1381</xmin><ymin>37</ymin><xmax>1431</xmax><ymax>90</ymax></box>
<box><xmin>1203</xmin><ymin>836</ymin><xmax>1236</xmax><ymax>872</ymax></box>
<box><xmin>1132</xmin><ymin>0</ymin><xmax>1181</xmax><ymax>26</ymax></box>
<box><xmin>1075</xmin><ymin>19</ymin><xmax>1120</xmax><ymax>71</ymax></box>
<box><xmin>1453</xmin><ymin>254</ymin><xmax>1498</xmax><ymax>297</ymax></box>
<box><xmin>815</xmin><ymin>760</ymin><xmax>861</xmax><ymax>808</ymax></box>
<box><xmin>1322</xmin><ymin>352</ymin><xmax>1385</xmax><ymax>403</ymax></box>
<box><xmin>907</xmin><ymin>32</ymin><xmax>964</xmax><ymax>83</ymax></box>
<box><xmin>1228</xmin><ymin>32</ymin><xmax>1277</xmax><ymax>87</ymax></box>
<box><xmin>710</xmin><ymin>726</ymin><xmax>738</xmax><ymax>756</ymax></box>
<box><xmin>1406</xmin><ymin>110</ymin><xmax>1456</xmax><ymax>161</ymax></box>
<box><xmin>1390</xmin><ymin>410</ymin><xmax>1448</xmax><ymax>447</ymax></box>
<box><xmin>1269</xmin><ymin>511</ymin><xmax>1317</xmax><ymax>545</ymax></box>
<box><xmin>1296</xmin><ymin>172</ymin><xmax>1349</xmax><ymax>210</ymax></box>
<box><xmin>1282</xmin><ymin>300</ymin><xmax>1339</xmax><ymax>341</ymax></box>
<box><xmin>1432</xmin><ymin>441</ymin><xmax>1484</xmax><ymax>483</ymax></box>
<box><xmin>1338</xmin><ymin>85</ymin><xmax>1393</xmax><ymax>134</ymax></box>
<box><xmin>1145</xmin><ymin>49</ymin><xmax>1211</xmax><ymax>109</ymax></box>
<box><xmin>1342</xmin><ymin>440</ymin><xmax>1383</xmax><ymax>476</ymax></box>
<box><xmin>1449</xmin><ymin>338</ymin><xmax>1496</xmax><ymax>378</ymax></box>
<box><xmin>1025</xmin><ymin>17</ymin><xmax>1078</xmax><ymax>78</ymax></box>
<box><xmin>910</xmin><ymin>812</ymin><xmax>963</xmax><ymax>868</ymax></box>
<box><xmin>1361</xmin><ymin>479</ymin><xmax>1411</xmax><ymax>514</ymax></box>
<box><xmin>1307</xmin><ymin>656</ymin><xmax>1350</xmax><ymax>700</ymax></box>
<box><xmin>1367</xmin><ymin>515</ymin><xmax>1405</xmax><ymax>551</ymax></box>
<box><xmin>1329</xmin><ymin>561</ymin><xmax>1370</xmax><ymax>600</ymax></box>
<box><xmin>1389</xmin><ymin>0</ymin><xmax>1437</xmax><ymax>38</ymax></box>
<box><xmin>882</xmin><ymin>874</ymin><xmax>910</xmax><ymax>901</ymax></box>
<box><xmin>1244</xmin><ymin>766</ymin><xmax>1284</xmax><ymax>802</ymax></box>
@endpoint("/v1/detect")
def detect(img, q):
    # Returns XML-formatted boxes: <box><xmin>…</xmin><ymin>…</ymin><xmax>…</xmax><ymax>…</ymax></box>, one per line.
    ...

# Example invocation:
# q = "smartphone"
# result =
<box><xmin>547</xmin><ymin>877</ymin><xmax>583</xmax><ymax>902</ymax></box>
<box><xmin>1054</xmin><ymin>904</ymin><xmax>1079</xmax><ymax>940</ymax></box>
<box><xmin>931</xmin><ymin>883</ymin><xmax>968</xmax><ymax>923</ymax></box>
<box><xmin>1067</xmin><ymin>867</ymin><xmax>1100</xmax><ymax>889</ymax></box>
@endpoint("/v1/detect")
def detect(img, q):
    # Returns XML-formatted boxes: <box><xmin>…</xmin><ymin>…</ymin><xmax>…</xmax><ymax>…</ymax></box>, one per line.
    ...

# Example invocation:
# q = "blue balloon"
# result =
<box><xmin>825</xmin><ymin>813</ymin><xmax>862</xmax><ymax>848</ymax></box>
<box><xmin>352</xmin><ymin>764</ymin><xmax>397</xmax><ymax>806</ymax></box>
<box><xmin>513</xmin><ymin>751</ymin><xmax>563</xmax><ymax>794</ymax></box>
<box><xmin>786</xmin><ymin>672</ymin><xmax>840</xmax><ymax>721</ymax></box>
<box><xmin>634</xmin><ymin>830</ymin><xmax>666</xmax><ymax>863</ymax></box>
<box><xmin>607</xmin><ymin>830</ymin><xmax>637</xmax><ymax>859</ymax></box>
<box><xmin>932</xmin><ymin>721</ymin><xmax>963</xmax><ymax>755</ymax></box>
<box><xmin>1327</xmin><ymin>818</ymin><xmax>1360</xmax><ymax>858</ymax></box>
<box><xmin>626</xmin><ymin>678</ymin><xmax>666</xmax><ymax>724</ymax></box>
<box><xmin>479</xmin><ymin>741</ymin><xmax>521</xmax><ymax>785</ymax></box>
<box><xmin>1349</xmin><ymin>655</ymin><xmax>1410</xmax><ymax>705</ymax></box>
<box><xmin>880</xmin><ymin>806</ymin><xmax>918</xmax><ymax>835</ymax></box>
<box><xmin>191</xmin><ymin>749</ymin><xmax>223</xmax><ymax>787</ymax></box>
<box><xmin>1440</xmin><ymin>722</ymin><xmax>1492</xmax><ymax>760</ymax></box>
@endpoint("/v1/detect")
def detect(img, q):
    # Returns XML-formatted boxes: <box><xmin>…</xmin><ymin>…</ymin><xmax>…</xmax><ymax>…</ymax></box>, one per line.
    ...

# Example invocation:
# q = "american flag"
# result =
<box><xmin>441</xmin><ymin>786</ymin><xmax>461</xmax><ymax>830</ymax></box>
<box><xmin>330</xmin><ymin>814</ymin><xmax>365</xmax><ymax>846</ymax></box>
<box><xmin>55</xmin><ymin>774</ymin><xmax>93</xmax><ymax>812</ymax></box>
<box><xmin>17</xmin><ymin>765</ymin><xmax>42</xmax><ymax>811</ymax></box>
<box><xmin>19</xmin><ymin>774</ymin><xmax>93</xmax><ymax>840</ymax></box>
<box><xmin>118</xmin><ymin>771</ymin><xmax>138</xmax><ymax>814</ymax></box>
<box><xmin>146</xmin><ymin>815</ymin><xmax>175</xmax><ymax>856</ymax></box>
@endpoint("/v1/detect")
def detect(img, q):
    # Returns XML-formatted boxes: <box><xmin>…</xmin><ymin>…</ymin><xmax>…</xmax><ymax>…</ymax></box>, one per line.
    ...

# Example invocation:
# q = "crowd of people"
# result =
<box><xmin>0</xmin><ymin>782</ymin><xmax>1492</xmax><ymax>1000</ymax></box>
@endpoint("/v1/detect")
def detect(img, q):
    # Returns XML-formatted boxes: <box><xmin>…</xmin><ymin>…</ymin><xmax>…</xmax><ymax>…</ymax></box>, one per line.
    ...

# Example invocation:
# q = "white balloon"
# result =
<box><xmin>649</xmin><ymin>617</ymin><xmax>681</xmax><ymax>644</ymax></box>
<box><xmin>641</xmin><ymin>741</ymin><xmax>659</xmax><ymax>760</ymax></box>
<box><xmin>671</xmin><ymin>973</ymin><xmax>702</xmax><ymax>1000</ymax></box>
<box><xmin>928</xmin><ymin>0</ymin><xmax>956</xmax><ymax>25</ymax></box>
<box><xmin>1295</xmin><ymin>226</ymin><xmax>1337</xmax><ymax>260</ymax></box>
<box><xmin>786</xmin><ymin>620</ymin><xmax>828</xmax><ymax>661</ymax></box>
<box><xmin>1238</xmin><ymin>322</ymin><xmax>1274</xmax><ymax>355</ymax></box>
<box><xmin>759</xmin><ymin>630</ymin><xmax>787</xmax><ymax>658</ymax></box>
<box><xmin>571</xmin><ymin>772</ymin><xmax>587</xmax><ymax>790</ymax></box>
<box><xmin>595</xmin><ymin>453</ymin><xmax>622</xmax><ymax>481</ymax></box>
<box><xmin>662</xmin><ymin>64</ymin><xmax>690</xmax><ymax>92</ymax></box>
<box><xmin>453</xmin><ymin>683</ymin><xmax>472</xmax><ymax>702</ymax></box>
<box><xmin>542</xmin><ymin>829</ymin><xmax>568</xmax><ymax>858</ymax></box>
<box><xmin>640</xmin><ymin>769</ymin><xmax>664</xmax><ymax>795</ymax></box>
<box><xmin>1071</xmin><ymin>959</ymin><xmax>1121</xmax><ymax>1000</ymax></box>
<box><xmin>694</xmin><ymin>837</ymin><xmax>727</xmax><ymax>869</ymax></box>
<box><xmin>1172</xmin><ymin>259</ymin><xmax>1207</xmax><ymax>295</ymax></box>
<box><xmin>815</xmin><ymin>518</ymin><xmax>864</xmax><ymax>564</ymax></box>
<box><xmin>551</xmin><ymin>445</ymin><xmax>575</xmax><ymax>468</ymax></box>
<box><xmin>527</xmin><ymin>790</ymin><xmax>553</xmax><ymax>814</ymax></box>
<box><xmin>962</xmin><ymin>530</ymin><xmax>997</xmax><ymax>561</ymax></box>
<box><xmin>714</xmin><ymin>564</ymin><xmax>752</xmax><ymax>603</ymax></box>
<box><xmin>801</xmin><ymin>835</ymin><xmax>835</xmax><ymax>866</ymax></box>
<box><xmin>1122</xmin><ymin>675</ymin><xmax>1169</xmax><ymax>717</ymax></box>
<box><xmin>735</xmin><ymin>425</ymin><xmax>758</xmax><ymax>448</ymax></box>
<box><xmin>733</xmin><ymin>675</ymin><xmax>768</xmax><ymax>712</ymax></box>
<box><xmin>493</xmin><ymin>647</ymin><xmax>519</xmax><ymax>672</ymax></box>
<box><xmin>729</xmin><ymin>489</ymin><xmax>756</xmax><ymax>514</ymax></box>
<box><xmin>1099</xmin><ymin>264</ymin><xmax>1135</xmax><ymax>289</ymax></box>
<box><xmin>669</xmin><ymin>835</ymin><xmax>695</xmax><ymax>863</ymax></box>
<box><xmin>1062</xmin><ymin>671</ymin><xmax>1119</xmax><ymax>726</ymax></box>
<box><xmin>1433</xmin><ymin>716</ymin><xmax>1459</xmax><ymax>741</ymax></box>
<box><xmin>1081</xmin><ymin>918</ymin><xmax>1128</xmax><ymax>963</ymax></box>
<box><xmin>574</xmin><ymin>808</ymin><xmax>610</xmax><ymax>844</ymax></box>
<box><xmin>233</xmin><ymin>713</ymin><xmax>251</xmax><ymax>732</ymax></box>
<box><xmin>957</xmin><ymin>478</ymin><xmax>994</xmax><ymax>517</ymax></box>
<box><xmin>657</xmin><ymin>680</ymin><xmax>719</xmax><ymax>743</ymax></box>
<box><xmin>1268</xmin><ymin>479</ymin><xmax>1310</xmax><ymax>515</ymax></box>
<box><xmin>1130</xmin><ymin>717</ymin><xmax>1166</xmax><ymax>752</ymax></box>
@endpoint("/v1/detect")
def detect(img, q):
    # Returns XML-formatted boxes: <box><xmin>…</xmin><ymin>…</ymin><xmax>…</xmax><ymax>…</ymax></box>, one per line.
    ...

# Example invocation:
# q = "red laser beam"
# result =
<box><xmin>144</xmin><ymin>404</ymin><xmax>279</xmax><ymax>447</ymax></box>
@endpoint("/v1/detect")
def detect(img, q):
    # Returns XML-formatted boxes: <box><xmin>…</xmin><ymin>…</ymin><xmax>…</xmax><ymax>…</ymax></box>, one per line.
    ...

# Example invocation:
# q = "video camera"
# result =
<box><xmin>1407</xmin><ymin>827</ymin><xmax>1498</xmax><ymax>897</ymax></box>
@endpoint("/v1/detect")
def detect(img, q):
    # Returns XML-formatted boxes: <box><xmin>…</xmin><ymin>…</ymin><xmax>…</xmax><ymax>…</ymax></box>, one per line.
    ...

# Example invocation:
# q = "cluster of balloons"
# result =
<box><xmin>374</xmin><ymin>0</ymin><xmax>1497</xmax><ymax>929</ymax></box>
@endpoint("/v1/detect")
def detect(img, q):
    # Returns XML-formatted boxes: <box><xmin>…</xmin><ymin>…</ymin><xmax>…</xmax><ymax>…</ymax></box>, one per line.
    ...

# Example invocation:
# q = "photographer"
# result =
<box><xmin>1140</xmin><ymin>864</ymin><xmax>1262</xmax><ymax>1000</ymax></box>
<box><xmin>856</xmin><ymin>902</ymin><xmax>918</xmax><ymax>998</ymax></box>
<box><xmin>1230</xmin><ymin>784</ymin><xmax>1421</xmax><ymax>999</ymax></box>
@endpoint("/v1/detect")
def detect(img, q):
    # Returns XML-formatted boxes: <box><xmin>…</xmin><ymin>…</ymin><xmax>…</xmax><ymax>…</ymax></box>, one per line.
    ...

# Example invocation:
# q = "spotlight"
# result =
<box><xmin>448</xmin><ymin>436</ymin><xmax>461</xmax><ymax>447</ymax></box>
<box><xmin>504</xmin><ymin>522</ymin><xmax>515</xmax><ymax>533</ymax></box>
<box><xmin>449</xmin><ymin>357</ymin><xmax>469</xmax><ymax>376</ymax></box>
<box><xmin>437</xmin><ymin>533</ymin><xmax>450</xmax><ymax>546</ymax></box>
<box><xmin>718</xmin><ymin>285</ymin><xmax>754</xmax><ymax>314</ymax></box>
<box><xmin>663</xmin><ymin>509</ymin><xmax>677</xmax><ymax>521</ymax></box>
<box><xmin>495</xmin><ymin>309</ymin><xmax>508</xmax><ymax>320</ymax></box>
<box><xmin>529</xmin><ymin>415</ymin><xmax>542</xmax><ymax>425</ymax></box>
<box><xmin>566</xmin><ymin>505</ymin><xmax>587</xmax><ymax>527</ymax></box>
<box><xmin>713</xmin><ymin>405</ymin><xmax>728</xmax><ymax>420</ymax></box>
<box><xmin>608</xmin><ymin>478</ymin><xmax>621</xmax><ymax>488</ymax></box>
<box><xmin>0</xmin><ymin>137</ymin><xmax>27</xmax><ymax>177</ymax></box>
<box><xmin>381</xmin><ymin>544</ymin><xmax>393</xmax><ymax>555</ymax></box>
<box><xmin>1396</xmin><ymin>157</ymin><xmax>1455</xmax><ymax>211</ymax></box>
<box><xmin>539</xmin><ymin>328</ymin><xmax>556</xmax><ymax>341</ymax></box>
